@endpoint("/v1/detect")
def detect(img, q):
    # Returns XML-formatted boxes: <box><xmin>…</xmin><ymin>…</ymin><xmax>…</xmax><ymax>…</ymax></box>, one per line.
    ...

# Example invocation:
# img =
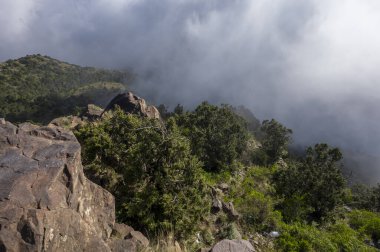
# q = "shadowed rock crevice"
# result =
<box><xmin>18</xmin><ymin>222</ymin><xmax>35</xmax><ymax>245</ymax></box>
<box><xmin>0</xmin><ymin>240</ymin><xmax>5</xmax><ymax>252</ymax></box>
<box><xmin>61</xmin><ymin>165</ymin><xmax>72</xmax><ymax>190</ymax></box>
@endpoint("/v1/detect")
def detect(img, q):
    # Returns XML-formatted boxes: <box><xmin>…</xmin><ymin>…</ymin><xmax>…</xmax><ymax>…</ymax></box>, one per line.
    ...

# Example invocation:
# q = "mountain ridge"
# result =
<box><xmin>0</xmin><ymin>54</ymin><xmax>133</xmax><ymax>123</ymax></box>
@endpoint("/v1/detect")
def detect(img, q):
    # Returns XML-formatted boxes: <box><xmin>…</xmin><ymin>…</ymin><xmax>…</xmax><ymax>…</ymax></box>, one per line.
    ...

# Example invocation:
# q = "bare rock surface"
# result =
<box><xmin>210</xmin><ymin>239</ymin><xmax>255</xmax><ymax>252</ymax></box>
<box><xmin>102</xmin><ymin>92</ymin><xmax>161</xmax><ymax>119</ymax></box>
<box><xmin>48</xmin><ymin>115</ymin><xmax>84</xmax><ymax>130</ymax></box>
<box><xmin>81</xmin><ymin>104</ymin><xmax>103</xmax><ymax>121</ymax></box>
<box><xmin>0</xmin><ymin>121</ymin><xmax>148</xmax><ymax>252</ymax></box>
<box><xmin>222</xmin><ymin>202</ymin><xmax>240</xmax><ymax>221</ymax></box>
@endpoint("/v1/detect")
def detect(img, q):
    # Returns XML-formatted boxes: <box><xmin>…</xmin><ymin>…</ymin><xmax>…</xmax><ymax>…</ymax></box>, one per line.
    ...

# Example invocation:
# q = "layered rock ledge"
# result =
<box><xmin>0</xmin><ymin>120</ymin><xmax>146</xmax><ymax>252</ymax></box>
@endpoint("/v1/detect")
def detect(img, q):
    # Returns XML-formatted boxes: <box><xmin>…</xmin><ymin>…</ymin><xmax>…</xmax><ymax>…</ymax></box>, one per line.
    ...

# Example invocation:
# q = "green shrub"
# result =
<box><xmin>174</xmin><ymin>102</ymin><xmax>249</xmax><ymax>172</ymax></box>
<box><xmin>260</xmin><ymin>119</ymin><xmax>292</xmax><ymax>163</ymax></box>
<box><xmin>273</xmin><ymin>144</ymin><xmax>346</xmax><ymax>223</ymax></box>
<box><xmin>228</xmin><ymin>166</ymin><xmax>281</xmax><ymax>233</ymax></box>
<box><xmin>277</xmin><ymin>223</ymin><xmax>336</xmax><ymax>252</ymax></box>
<box><xmin>349</xmin><ymin>184</ymin><xmax>380</xmax><ymax>212</ymax></box>
<box><xmin>349</xmin><ymin>210</ymin><xmax>380</xmax><ymax>245</ymax></box>
<box><xmin>326</xmin><ymin>221</ymin><xmax>373</xmax><ymax>252</ymax></box>
<box><xmin>276</xmin><ymin>222</ymin><xmax>375</xmax><ymax>252</ymax></box>
<box><xmin>76</xmin><ymin>108</ymin><xmax>209</xmax><ymax>239</ymax></box>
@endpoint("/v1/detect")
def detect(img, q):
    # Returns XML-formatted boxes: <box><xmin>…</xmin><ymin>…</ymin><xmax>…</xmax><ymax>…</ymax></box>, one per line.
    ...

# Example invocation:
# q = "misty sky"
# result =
<box><xmin>1</xmin><ymin>0</ymin><xmax>380</xmax><ymax>182</ymax></box>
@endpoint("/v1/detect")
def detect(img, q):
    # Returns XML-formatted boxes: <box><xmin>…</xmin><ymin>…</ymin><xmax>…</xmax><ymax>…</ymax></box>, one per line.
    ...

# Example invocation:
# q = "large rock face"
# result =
<box><xmin>0</xmin><ymin>120</ymin><xmax>146</xmax><ymax>252</ymax></box>
<box><xmin>102</xmin><ymin>92</ymin><xmax>161</xmax><ymax>120</ymax></box>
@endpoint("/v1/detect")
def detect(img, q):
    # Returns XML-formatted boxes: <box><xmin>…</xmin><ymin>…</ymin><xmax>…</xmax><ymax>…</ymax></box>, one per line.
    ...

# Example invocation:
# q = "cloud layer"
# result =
<box><xmin>1</xmin><ymin>0</ymin><xmax>380</xmax><ymax>182</ymax></box>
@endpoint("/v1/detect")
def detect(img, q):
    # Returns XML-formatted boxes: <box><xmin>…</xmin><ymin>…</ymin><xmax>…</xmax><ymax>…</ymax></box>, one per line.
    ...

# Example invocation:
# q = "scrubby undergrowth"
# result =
<box><xmin>74</xmin><ymin>102</ymin><xmax>380</xmax><ymax>251</ymax></box>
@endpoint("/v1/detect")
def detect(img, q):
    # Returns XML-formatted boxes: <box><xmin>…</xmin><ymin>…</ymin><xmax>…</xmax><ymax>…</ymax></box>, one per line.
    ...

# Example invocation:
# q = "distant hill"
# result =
<box><xmin>0</xmin><ymin>54</ymin><xmax>133</xmax><ymax>123</ymax></box>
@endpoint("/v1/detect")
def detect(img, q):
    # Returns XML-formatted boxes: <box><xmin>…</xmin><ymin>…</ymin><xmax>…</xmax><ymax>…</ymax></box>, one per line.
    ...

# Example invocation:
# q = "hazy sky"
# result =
<box><xmin>1</xmin><ymin>0</ymin><xmax>380</xmax><ymax>182</ymax></box>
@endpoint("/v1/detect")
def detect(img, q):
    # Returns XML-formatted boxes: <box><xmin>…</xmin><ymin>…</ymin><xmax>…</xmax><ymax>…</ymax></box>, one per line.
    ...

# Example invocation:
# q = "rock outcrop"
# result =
<box><xmin>210</xmin><ymin>239</ymin><xmax>255</xmax><ymax>252</ymax></box>
<box><xmin>102</xmin><ymin>92</ymin><xmax>161</xmax><ymax>120</ymax></box>
<box><xmin>0</xmin><ymin>120</ymin><xmax>148</xmax><ymax>251</ymax></box>
<box><xmin>48</xmin><ymin>93</ymin><xmax>161</xmax><ymax>130</ymax></box>
<box><xmin>81</xmin><ymin>104</ymin><xmax>103</xmax><ymax>121</ymax></box>
<box><xmin>48</xmin><ymin>115</ymin><xmax>84</xmax><ymax>130</ymax></box>
<box><xmin>48</xmin><ymin>104</ymin><xmax>103</xmax><ymax>130</ymax></box>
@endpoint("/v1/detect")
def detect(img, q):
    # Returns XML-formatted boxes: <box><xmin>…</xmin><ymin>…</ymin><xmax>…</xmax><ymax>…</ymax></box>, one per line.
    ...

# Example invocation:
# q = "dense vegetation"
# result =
<box><xmin>0</xmin><ymin>54</ymin><xmax>132</xmax><ymax>123</ymax></box>
<box><xmin>76</xmin><ymin>102</ymin><xmax>380</xmax><ymax>251</ymax></box>
<box><xmin>273</xmin><ymin>144</ymin><xmax>346</xmax><ymax>223</ymax></box>
<box><xmin>76</xmin><ymin>109</ymin><xmax>209</xmax><ymax>239</ymax></box>
<box><xmin>4</xmin><ymin>55</ymin><xmax>380</xmax><ymax>251</ymax></box>
<box><xmin>173</xmin><ymin>102</ymin><xmax>249</xmax><ymax>172</ymax></box>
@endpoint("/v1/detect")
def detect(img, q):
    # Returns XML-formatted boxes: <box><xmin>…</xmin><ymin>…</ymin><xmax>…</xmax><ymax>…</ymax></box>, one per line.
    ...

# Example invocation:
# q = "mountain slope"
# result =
<box><xmin>0</xmin><ymin>54</ymin><xmax>133</xmax><ymax>123</ymax></box>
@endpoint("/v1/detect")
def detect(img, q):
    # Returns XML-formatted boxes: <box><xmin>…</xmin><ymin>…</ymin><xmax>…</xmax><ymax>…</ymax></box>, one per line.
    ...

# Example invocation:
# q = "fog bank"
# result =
<box><xmin>1</xmin><ymin>0</ymin><xmax>380</xmax><ymax>183</ymax></box>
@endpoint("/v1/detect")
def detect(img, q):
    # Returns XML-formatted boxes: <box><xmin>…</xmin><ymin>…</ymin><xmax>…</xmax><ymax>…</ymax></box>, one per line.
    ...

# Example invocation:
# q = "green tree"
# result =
<box><xmin>260</xmin><ymin>119</ymin><xmax>292</xmax><ymax>164</ymax></box>
<box><xmin>76</xmin><ymin>108</ymin><xmax>209</xmax><ymax>239</ymax></box>
<box><xmin>174</xmin><ymin>102</ymin><xmax>249</xmax><ymax>172</ymax></box>
<box><xmin>350</xmin><ymin>184</ymin><xmax>380</xmax><ymax>213</ymax></box>
<box><xmin>273</xmin><ymin>144</ymin><xmax>346</xmax><ymax>223</ymax></box>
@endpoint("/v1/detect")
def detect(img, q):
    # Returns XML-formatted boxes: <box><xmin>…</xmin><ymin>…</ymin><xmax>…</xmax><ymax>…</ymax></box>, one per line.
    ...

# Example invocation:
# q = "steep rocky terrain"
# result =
<box><xmin>0</xmin><ymin>119</ymin><xmax>148</xmax><ymax>251</ymax></box>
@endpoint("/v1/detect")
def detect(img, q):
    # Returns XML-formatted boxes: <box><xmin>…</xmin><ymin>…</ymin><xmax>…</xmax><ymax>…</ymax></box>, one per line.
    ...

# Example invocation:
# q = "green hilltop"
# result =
<box><xmin>0</xmin><ymin>54</ymin><xmax>133</xmax><ymax>123</ymax></box>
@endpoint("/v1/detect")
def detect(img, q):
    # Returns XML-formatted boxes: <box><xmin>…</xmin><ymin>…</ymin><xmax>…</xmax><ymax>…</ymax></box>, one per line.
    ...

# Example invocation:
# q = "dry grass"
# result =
<box><xmin>139</xmin><ymin>233</ymin><xmax>187</xmax><ymax>252</ymax></box>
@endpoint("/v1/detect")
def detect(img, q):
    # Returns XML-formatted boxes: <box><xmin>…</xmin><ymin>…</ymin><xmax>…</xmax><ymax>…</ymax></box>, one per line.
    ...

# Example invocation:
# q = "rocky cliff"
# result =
<box><xmin>0</xmin><ymin>119</ymin><xmax>147</xmax><ymax>252</ymax></box>
<box><xmin>102</xmin><ymin>92</ymin><xmax>161</xmax><ymax>120</ymax></box>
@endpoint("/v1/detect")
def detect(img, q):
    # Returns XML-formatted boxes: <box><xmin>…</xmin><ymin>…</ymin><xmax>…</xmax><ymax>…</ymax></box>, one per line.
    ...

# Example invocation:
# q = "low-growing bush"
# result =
<box><xmin>349</xmin><ymin>210</ymin><xmax>380</xmax><ymax>246</ymax></box>
<box><xmin>276</xmin><ymin>222</ymin><xmax>375</xmax><ymax>252</ymax></box>
<box><xmin>228</xmin><ymin>167</ymin><xmax>281</xmax><ymax>233</ymax></box>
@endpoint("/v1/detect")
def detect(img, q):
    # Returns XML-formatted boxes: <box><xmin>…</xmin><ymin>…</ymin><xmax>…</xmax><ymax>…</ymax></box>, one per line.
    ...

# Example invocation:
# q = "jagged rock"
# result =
<box><xmin>126</xmin><ymin>230</ymin><xmax>150</xmax><ymax>248</ymax></box>
<box><xmin>210</xmin><ymin>239</ymin><xmax>255</xmax><ymax>252</ymax></box>
<box><xmin>222</xmin><ymin>202</ymin><xmax>240</xmax><ymax>221</ymax></box>
<box><xmin>250</xmin><ymin>233</ymin><xmax>274</xmax><ymax>251</ymax></box>
<box><xmin>275</xmin><ymin>158</ymin><xmax>288</xmax><ymax>169</ymax></box>
<box><xmin>48</xmin><ymin>104</ymin><xmax>101</xmax><ymax>130</ymax></box>
<box><xmin>48</xmin><ymin>115</ymin><xmax>84</xmax><ymax>130</ymax></box>
<box><xmin>210</xmin><ymin>186</ymin><xmax>223</xmax><ymax>214</ymax></box>
<box><xmin>0</xmin><ymin>121</ymin><xmax>148</xmax><ymax>252</ymax></box>
<box><xmin>198</xmin><ymin>248</ymin><xmax>211</xmax><ymax>252</ymax></box>
<box><xmin>111</xmin><ymin>223</ymin><xmax>134</xmax><ymax>239</ymax></box>
<box><xmin>211</xmin><ymin>198</ymin><xmax>223</xmax><ymax>214</ymax></box>
<box><xmin>108</xmin><ymin>239</ymin><xmax>136</xmax><ymax>252</ymax></box>
<box><xmin>102</xmin><ymin>92</ymin><xmax>161</xmax><ymax>119</ymax></box>
<box><xmin>18</xmin><ymin>122</ymin><xmax>40</xmax><ymax>132</ymax></box>
<box><xmin>218</xmin><ymin>183</ymin><xmax>229</xmax><ymax>193</ymax></box>
<box><xmin>81</xmin><ymin>104</ymin><xmax>103</xmax><ymax>120</ymax></box>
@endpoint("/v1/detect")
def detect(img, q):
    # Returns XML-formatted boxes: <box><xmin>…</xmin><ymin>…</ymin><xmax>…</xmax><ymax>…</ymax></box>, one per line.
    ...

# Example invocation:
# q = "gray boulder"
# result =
<box><xmin>102</xmin><ymin>92</ymin><xmax>161</xmax><ymax>120</ymax></box>
<box><xmin>0</xmin><ymin>121</ymin><xmax>148</xmax><ymax>252</ymax></box>
<box><xmin>81</xmin><ymin>104</ymin><xmax>103</xmax><ymax>120</ymax></box>
<box><xmin>211</xmin><ymin>239</ymin><xmax>255</xmax><ymax>252</ymax></box>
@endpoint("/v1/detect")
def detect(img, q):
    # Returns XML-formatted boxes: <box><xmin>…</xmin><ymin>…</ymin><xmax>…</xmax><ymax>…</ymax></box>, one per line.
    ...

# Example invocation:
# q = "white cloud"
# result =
<box><xmin>1</xmin><ymin>0</ymin><xmax>380</xmax><ymax>180</ymax></box>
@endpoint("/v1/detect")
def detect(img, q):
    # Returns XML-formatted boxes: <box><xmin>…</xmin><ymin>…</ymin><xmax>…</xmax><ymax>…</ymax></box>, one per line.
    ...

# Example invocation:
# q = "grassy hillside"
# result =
<box><xmin>0</xmin><ymin>54</ymin><xmax>133</xmax><ymax>123</ymax></box>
